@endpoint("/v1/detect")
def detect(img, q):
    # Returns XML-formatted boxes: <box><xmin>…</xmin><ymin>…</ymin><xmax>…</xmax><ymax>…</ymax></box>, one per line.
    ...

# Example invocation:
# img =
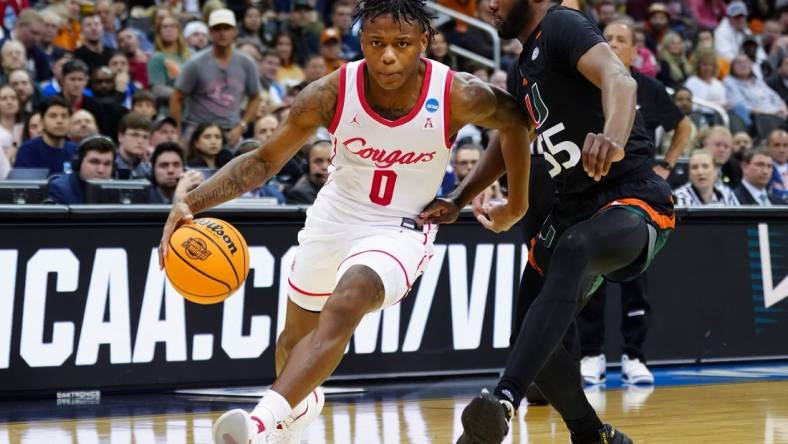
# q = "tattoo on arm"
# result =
<box><xmin>454</xmin><ymin>73</ymin><xmax>528</xmax><ymax>131</ymax></box>
<box><xmin>184</xmin><ymin>151</ymin><xmax>270</xmax><ymax>213</ymax></box>
<box><xmin>291</xmin><ymin>76</ymin><xmax>339</xmax><ymax>128</ymax></box>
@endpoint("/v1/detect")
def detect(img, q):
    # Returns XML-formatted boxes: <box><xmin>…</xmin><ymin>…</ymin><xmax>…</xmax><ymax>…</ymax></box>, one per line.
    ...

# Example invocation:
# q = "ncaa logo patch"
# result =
<box><xmin>531</xmin><ymin>47</ymin><xmax>539</xmax><ymax>60</ymax></box>
<box><xmin>425</xmin><ymin>98</ymin><xmax>440</xmax><ymax>113</ymax></box>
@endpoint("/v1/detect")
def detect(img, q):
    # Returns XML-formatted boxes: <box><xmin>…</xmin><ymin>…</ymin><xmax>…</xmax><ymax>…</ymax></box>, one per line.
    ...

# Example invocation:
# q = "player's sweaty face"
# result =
<box><xmin>360</xmin><ymin>15</ymin><xmax>428</xmax><ymax>90</ymax></box>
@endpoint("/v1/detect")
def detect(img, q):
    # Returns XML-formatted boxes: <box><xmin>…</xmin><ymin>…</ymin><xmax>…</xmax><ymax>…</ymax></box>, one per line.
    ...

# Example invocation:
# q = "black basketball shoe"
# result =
<box><xmin>572</xmin><ymin>424</ymin><xmax>634</xmax><ymax>444</ymax></box>
<box><xmin>456</xmin><ymin>389</ymin><xmax>512</xmax><ymax>444</ymax></box>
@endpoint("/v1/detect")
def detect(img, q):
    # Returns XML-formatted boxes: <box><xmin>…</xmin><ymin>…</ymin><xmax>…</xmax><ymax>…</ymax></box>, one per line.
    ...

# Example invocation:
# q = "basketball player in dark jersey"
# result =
<box><xmin>419</xmin><ymin>0</ymin><xmax>676</xmax><ymax>442</ymax></box>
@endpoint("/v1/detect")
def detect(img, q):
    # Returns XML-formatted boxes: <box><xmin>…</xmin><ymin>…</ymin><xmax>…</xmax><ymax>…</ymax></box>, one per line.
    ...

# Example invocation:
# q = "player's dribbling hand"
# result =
<box><xmin>582</xmin><ymin>133</ymin><xmax>625</xmax><ymax>182</ymax></box>
<box><xmin>417</xmin><ymin>197</ymin><xmax>460</xmax><ymax>225</ymax></box>
<box><xmin>476</xmin><ymin>199</ymin><xmax>519</xmax><ymax>233</ymax></box>
<box><xmin>158</xmin><ymin>201</ymin><xmax>194</xmax><ymax>269</ymax></box>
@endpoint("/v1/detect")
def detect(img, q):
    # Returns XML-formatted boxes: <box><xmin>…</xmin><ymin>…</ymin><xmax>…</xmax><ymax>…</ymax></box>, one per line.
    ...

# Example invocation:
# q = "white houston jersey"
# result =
<box><xmin>308</xmin><ymin>58</ymin><xmax>454</xmax><ymax>225</ymax></box>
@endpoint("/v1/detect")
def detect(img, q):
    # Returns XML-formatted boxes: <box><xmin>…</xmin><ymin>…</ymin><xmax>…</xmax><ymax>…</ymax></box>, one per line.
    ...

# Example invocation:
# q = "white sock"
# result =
<box><xmin>250</xmin><ymin>389</ymin><xmax>293</xmax><ymax>433</ymax></box>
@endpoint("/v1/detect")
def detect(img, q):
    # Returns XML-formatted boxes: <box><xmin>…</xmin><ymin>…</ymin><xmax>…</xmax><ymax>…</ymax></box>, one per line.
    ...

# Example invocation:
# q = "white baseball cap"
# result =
<box><xmin>208</xmin><ymin>9</ymin><xmax>236</xmax><ymax>28</ymax></box>
<box><xmin>184</xmin><ymin>21</ymin><xmax>208</xmax><ymax>38</ymax></box>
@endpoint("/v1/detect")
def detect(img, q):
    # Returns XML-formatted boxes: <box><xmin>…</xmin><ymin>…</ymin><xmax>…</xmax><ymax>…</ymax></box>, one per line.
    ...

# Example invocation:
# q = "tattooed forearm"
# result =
<box><xmin>183</xmin><ymin>151</ymin><xmax>271</xmax><ymax>213</ymax></box>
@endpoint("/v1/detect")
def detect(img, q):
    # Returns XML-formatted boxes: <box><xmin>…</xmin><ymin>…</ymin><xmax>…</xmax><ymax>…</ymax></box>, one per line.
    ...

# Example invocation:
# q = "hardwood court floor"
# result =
<box><xmin>1</xmin><ymin>380</ymin><xmax>787</xmax><ymax>443</ymax></box>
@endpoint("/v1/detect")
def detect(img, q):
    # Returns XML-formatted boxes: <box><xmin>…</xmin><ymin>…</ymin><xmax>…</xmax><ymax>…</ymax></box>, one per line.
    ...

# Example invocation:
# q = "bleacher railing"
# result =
<box><xmin>426</xmin><ymin>1</ymin><xmax>501</xmax><ymax>71</ymax></box>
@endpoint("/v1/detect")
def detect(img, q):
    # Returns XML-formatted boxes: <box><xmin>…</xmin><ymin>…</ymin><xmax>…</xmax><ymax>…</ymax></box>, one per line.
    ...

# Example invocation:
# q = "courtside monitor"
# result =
<box><xmin>85</xmin><ymin>179</ymin><xmax>151</xmax><ymax>204</ymax></box>
<box><xmin>0</xmin><ymin>180</ymin><xmax>48</xmax><ymax>204</ymax></box>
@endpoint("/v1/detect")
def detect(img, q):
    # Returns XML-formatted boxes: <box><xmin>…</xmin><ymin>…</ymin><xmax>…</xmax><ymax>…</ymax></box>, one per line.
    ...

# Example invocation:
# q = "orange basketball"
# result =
<box><xmin>164</xmin><ymin>217</ymin><xmax>250</xmax><ymax>304</ymax></box>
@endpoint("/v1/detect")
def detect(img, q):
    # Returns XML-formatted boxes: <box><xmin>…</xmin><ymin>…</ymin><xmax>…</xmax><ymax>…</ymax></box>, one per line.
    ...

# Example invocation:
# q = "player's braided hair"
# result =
<box><xmin>353</xmin><ymin>0</ymin><xmax>436</xmax><ymax>41</ymax></box>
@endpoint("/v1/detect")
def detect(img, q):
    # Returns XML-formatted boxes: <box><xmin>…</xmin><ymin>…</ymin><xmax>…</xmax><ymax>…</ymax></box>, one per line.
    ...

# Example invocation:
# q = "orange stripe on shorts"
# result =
<box><xmin>600</xmin><ymin>198</ymin><xmax>676</xmax><ymax>230</ymax></box>
<box><xmin>527</xmin><ymin>237</ymin><xmax>544</xmax><ymax>276</ymax></box>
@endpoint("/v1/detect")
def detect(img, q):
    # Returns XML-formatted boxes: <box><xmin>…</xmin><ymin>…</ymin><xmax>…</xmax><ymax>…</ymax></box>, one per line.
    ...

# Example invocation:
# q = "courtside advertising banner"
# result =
<box><xmin>0</xmin><ymin>209</ymin><xmax>786</xmax><ymax>396</ymax></box>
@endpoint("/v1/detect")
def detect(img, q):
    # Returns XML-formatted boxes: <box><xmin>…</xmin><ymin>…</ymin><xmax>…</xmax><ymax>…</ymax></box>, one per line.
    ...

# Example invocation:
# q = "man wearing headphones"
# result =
<box><xmin>147</xmin><ymin>142</ymin><xmax>203</xmax><ymax>204</ymax></box>
<box><xmin>47</xmin><ymin>135</ymin><xmax>115</xmax><ymax>204</ymax></box>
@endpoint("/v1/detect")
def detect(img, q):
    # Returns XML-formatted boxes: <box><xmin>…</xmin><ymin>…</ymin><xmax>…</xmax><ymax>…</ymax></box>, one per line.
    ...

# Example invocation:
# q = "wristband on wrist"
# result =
<box><xmin>657</xmin><ymin>160</ymin><xmax>673</xmax><ymax>170</ymax></box>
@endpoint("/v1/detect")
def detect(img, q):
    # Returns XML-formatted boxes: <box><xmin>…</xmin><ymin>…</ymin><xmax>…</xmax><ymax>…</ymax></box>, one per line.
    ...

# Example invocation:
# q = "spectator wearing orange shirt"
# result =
<box><xmin>52</xmin><ymin>0</ymin><xmax>82</xmax><ymax>52</ymax></box>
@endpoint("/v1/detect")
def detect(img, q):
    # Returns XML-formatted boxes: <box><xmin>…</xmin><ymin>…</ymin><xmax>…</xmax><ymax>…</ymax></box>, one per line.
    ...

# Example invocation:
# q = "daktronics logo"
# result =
<box><xmin>342</xmin><ymin>137</ymin><xmax>436</xmax><ymax>169</ymax></box>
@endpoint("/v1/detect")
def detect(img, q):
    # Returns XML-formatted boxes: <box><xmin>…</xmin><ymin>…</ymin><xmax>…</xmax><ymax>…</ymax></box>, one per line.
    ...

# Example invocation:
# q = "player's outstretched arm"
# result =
<box><xmin>419</xmin><ymin>73</ymin><xmax>531</xmax><ymax>232</ymax></box>
<box><xmin>577</xmin><ymin>42</ymin><xmax>634</xmax><ymax>181</ymax></box>
<box><xmin>158</xmin><ymin>72</ymin><xmax>339</xmax><ymax>268</ymax></box>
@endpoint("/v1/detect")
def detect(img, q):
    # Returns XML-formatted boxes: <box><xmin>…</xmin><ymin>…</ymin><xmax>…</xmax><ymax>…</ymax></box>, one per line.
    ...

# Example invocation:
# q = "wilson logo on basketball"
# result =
<box><xmin>182</xmin><ymin>237</ymin><xmax>211</xmax><ymax>261</ymax></box>
<box><xmin>195</xmin><ymin>219</ymin><xmax>238</xmax><ymax>254</ymax></box>
<box><xmin>342</xmin><ymin>137</ymin><xmax>436</xmax><ymax>168</ymax></box>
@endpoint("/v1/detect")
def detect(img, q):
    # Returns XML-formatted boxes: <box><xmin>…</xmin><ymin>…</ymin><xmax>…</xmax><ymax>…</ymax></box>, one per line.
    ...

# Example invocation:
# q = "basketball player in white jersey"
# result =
<box><xmin>158</xmin><ymin>1</ymin><xmax>532</xmax><ymax>442</ymax></box>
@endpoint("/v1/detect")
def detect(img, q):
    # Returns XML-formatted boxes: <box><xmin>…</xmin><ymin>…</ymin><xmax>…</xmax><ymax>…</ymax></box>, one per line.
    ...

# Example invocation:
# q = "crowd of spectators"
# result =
<box><xmin>0</xmin><ymin>0</ymin><xmax>785</xmax><ymax>207</ymax></box>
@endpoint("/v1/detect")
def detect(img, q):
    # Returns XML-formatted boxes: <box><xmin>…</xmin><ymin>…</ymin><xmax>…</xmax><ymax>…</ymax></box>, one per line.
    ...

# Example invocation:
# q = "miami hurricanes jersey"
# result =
<box><xmin>308</xmin><ymin>58</ymin><xmax>454</xmax><ymax>225</ymax></box>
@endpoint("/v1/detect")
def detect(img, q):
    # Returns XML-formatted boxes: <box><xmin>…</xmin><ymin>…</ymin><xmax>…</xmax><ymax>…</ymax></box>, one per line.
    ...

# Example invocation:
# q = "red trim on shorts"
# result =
<box><xmin>327</xmin><ymin>64</ymin><xmax>347</xmax><ymax>134</ymax></box>
<box><xmin>339</xmin><ymin>249</ymin><xmax>412</xmax><ymax>288</ymax></box>
<box><xmin>395</xmin><ymin>288</ymin><xmax>412</xmax><ymax>306</ymax></box>
<box><xmin>443</xmin><ymin>70</ymin><xmax>455</xmax><ymax>149</ymax></box>
<box><xmin>288</xmin><ymin>278</ymin><xmax>332</xmax><ymax>297</ymax></box>
<box><xmin>415</xmin><ymin>254</ymin><xmax>427</xmax><ymax>273</ymax></box>
<box><xmin>356</xmin><ymin>59</ymin><xmax>432</xmax><ymax>128</ymax></box>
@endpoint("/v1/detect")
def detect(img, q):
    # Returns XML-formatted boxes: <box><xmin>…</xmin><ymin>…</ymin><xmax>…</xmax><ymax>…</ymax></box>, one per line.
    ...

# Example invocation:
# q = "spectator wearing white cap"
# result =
<box><xmin>183</xmin><ymin>21</ymin><xmax>210</xmax><ymax>53</ymax></box>
<box><xmin>171</xmin><ymin>9</ymin><xmax>262</xmax><ymax>147</ymax></box>
<box><xmin>714</xmin><ymin>1</ymin><xmax>765</xmax><ymax>61</ymax></box>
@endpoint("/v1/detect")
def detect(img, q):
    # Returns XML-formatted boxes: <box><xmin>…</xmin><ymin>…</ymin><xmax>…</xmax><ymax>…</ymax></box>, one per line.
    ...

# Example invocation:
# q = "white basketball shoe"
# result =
<box><xmin>621</xmin><ymin>354</ymin><xmax>654</xmax><ymax>385</ymax></box>
<box><xmin>281</xmin><ymin>387</ymin><xmax>325</xmax><ymax>444</ymax></box>
<box><xmin>212</xmin><ymin>408</ymin><xmax>254</xmax><ymax>444</ymax></box>
<box><xmin>212</xmin><ymin>408</ymin><xmax>295</xmax><ymax>444</ymax></box>
<box><xmin>212</xmin><ymin>388</ymin><xmax>324</xmax><ymax>444</ymax></box>
<box><xmin>580</xmin><ymin>354</ymin><xmax>607</xmax><ymax>385</ymax></box>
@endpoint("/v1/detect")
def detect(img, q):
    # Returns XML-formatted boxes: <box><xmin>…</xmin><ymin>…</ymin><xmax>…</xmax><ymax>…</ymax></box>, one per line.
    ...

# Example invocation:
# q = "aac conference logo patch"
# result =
<box><xmin>425</xmin><ymin>98</ymin><xmax>440</xmax><ymax>113</ymax></box>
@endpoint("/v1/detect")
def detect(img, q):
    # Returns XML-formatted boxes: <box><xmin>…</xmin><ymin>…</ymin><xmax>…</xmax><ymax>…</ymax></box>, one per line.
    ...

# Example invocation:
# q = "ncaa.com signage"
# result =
<box><xmin>2</xmin><ymin>207</ymin><xmax>788</xmax><ymax>396</ymax></box>
<box><xmin>0</xmin><ymin>211</ymin><xmax>525</xmax><ymax>396</ymax></box>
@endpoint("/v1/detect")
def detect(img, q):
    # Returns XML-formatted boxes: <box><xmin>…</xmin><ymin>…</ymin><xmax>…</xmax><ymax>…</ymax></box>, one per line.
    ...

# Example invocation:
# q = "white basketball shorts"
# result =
<box><xmin>287</xmin><ymin>218</ymin><xmax>437</xmax><ymax>312</ymax></box>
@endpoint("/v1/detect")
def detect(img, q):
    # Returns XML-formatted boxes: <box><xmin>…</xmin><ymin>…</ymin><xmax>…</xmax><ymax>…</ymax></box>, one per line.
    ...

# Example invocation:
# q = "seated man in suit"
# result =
<box><xmin>734</xmin><ymin>149</ymin><xmax>783</xmax><ymax>206</ymax></box>
<box><xmin>47</xmin><ymin>135</ymin><xmax>115</xmax><ymax>204</ymax></box>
